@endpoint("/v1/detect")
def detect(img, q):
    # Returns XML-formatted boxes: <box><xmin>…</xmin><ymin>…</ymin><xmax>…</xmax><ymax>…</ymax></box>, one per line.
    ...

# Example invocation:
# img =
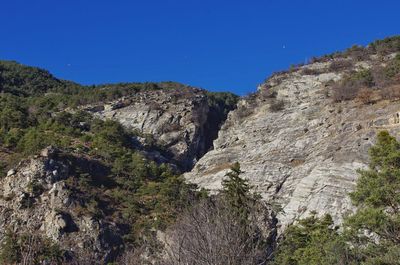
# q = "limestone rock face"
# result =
<box><xmin>86</xmin><ymin>87</ymin><xmax>210</xmax><ymax>169</ymax></box>
<box><xmin>0</xmin><ymin>148</ymin><xmax>123</xmax><ymax>262</ymax></box>
<box><xmin>185</xmin><ymin>59</ymin><xmax>400</xmax><ymax>229</ymax></box>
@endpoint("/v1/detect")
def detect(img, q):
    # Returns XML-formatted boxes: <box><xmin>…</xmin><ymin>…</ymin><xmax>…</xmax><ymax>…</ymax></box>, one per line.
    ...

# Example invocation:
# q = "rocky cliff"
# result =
<box><xmin>1</xmin><ymin>37</ymin><xmax>400</xmax><ymax>263</ymax></box>
<box><xmin>185</xmin><ymin>54</ymin><xmax>400</xmax><ymax>229</ymax></box>
<box><xmin>83</xmin><ymin>86</ymin><xmax>235</xmax><ymax>170</ymax></box>
<box><xmin>0</xmin><ymin>147</ymin><xmax>123</xmax><ymax>263</ymax></box>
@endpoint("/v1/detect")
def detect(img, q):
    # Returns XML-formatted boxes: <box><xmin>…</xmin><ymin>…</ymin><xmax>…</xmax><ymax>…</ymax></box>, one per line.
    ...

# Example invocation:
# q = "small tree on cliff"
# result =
<box><xmin>222</xmin><ymin>163</ymin><xmax>249</xmax><ymax>202</ymax></box>
<box><xmin>221</xmin><ymin>162</ymin><xmax>255</xmax><ymax>219</ymax></box>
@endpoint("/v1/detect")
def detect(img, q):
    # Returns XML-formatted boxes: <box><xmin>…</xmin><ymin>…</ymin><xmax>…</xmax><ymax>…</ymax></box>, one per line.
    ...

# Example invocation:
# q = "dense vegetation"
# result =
<box><xmin>0</xmin><ymin>60</ymin><xmax>199</xmax><ymax>107</ymax></box>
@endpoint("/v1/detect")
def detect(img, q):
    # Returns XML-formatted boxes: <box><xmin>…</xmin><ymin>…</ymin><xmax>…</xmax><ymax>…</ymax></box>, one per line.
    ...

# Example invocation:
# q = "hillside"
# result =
<box><xmin>186</xmin><ymin>36</ymin><xmax>400</xmax><ymax>228</ymax></box>
<box><xmin>0</xmin><ymin>61</ymin><xmax>238</xmax><ymax>263</ymax></box>
<box><xmin>0</xmin><ymin>36</ymin><xmax>400</xmax><ymax>264</ymax></box>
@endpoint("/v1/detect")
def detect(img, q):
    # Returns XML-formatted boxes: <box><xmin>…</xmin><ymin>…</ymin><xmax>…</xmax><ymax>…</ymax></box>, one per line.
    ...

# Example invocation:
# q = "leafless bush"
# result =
<box><xmin>301</xmin><ymin>68</ymin><xmax>323</xmax><ymax>75</ymax></box>
<box><xmin>329</xmin><ymin>60</ymin><xmax>353</xmax><ymax>72</ymax></box>
<box><xmin>372</xmin><ymin>65</ymin><xmax>392</xmax><ymax>88</ymax></box>
<box><xmin>19</xmin><ymin>234</ymin><xmax>43</xmax><ymax>265</ymax></box>
<box><xmin>269</xmin><ymin>99</ymin><xmax>285</xmax><ymax>112</ymax></box>
<box><xmin>332</xmin><ymin>69</ymin><xmax>374</xmax><ymax>102</ymax></box>
<box><xmin>332</xmin><ymin>83</ymin><xmax>359</xmax><ymax>102</ymax></box>
<box><xmin>356</xmin><ymin>88</ymin><xmax>375</xmax><ymax>104</ymax></box>
<box><xmin>259</xmin><ymin>87</ymin><xmax>277</xmax><ymax>99</ymax></box>
<box><xmin>341</xmin><ymin>45</ymin><xmax>372</xmax><ymax>61</ymax></box>
<box><xmin>235</xmin><ymin>104</ymin><xmax>255</xmax><ymax>119</ymax></box>
<box><xmin>161</xmin><ymin>198</ymin><xmax>276</xmax><ymax>265</ymax></box>
<box><xmin>380</xmin><ymin>85</ymin><xmax>400</xmax><ymax>100</ymax></box>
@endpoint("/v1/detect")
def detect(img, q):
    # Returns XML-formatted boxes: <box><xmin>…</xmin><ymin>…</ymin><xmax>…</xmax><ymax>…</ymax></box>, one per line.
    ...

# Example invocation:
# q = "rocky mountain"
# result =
<box><xmin>185</xmin><ymin>43</ymin><xmax>400</xmax><ymax>229</ymax></box>
<box><xmin>1</xmin><ymin>36</ymin><xmax>400</xmax><ymax>263</ymax></box>
<box><xmin>0</xmin><ymin>60</ymin><xmax>238</xmax><ymax>263</ymax></box>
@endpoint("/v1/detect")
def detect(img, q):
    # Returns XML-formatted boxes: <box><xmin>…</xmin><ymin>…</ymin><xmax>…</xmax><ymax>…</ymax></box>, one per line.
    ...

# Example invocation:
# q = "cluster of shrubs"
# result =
<box><xmin>311</xmin><ymin>35</ymin><xmax>400</xmax><ymax>64</ymax></box>
<box><xmin>264</xmin><ymin>36</ymin><xmax>400</xmax><ymax>86</ymax></box>
<box><xmin>332</xmin><ymin>53</ymin><xmax>400</xmax><ymax>103</ymax></box>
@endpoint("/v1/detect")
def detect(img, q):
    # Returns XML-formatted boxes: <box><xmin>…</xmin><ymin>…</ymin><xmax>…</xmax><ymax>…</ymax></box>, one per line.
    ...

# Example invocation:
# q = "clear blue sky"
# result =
<box><xmin>1</xmin><ymin>0</ymin><xmax>399</xmax><ymax>95</ymax></box>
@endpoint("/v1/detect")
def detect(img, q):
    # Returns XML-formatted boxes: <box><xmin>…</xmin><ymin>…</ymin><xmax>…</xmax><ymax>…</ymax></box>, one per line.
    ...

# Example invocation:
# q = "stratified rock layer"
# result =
<box><xmin>185</xmin><ymin>59</ymin><xmax>400</xmax><ymax>229</ymax></box>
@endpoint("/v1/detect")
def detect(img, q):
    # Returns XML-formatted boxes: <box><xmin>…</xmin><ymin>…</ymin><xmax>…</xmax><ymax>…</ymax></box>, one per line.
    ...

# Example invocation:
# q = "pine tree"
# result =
<box><xmin>221</xmin><ymin>162</ymin><xmax>253</xmax><ymax>218</ymax></box>
<box><xmin>346</xmin><ymin>130</ymin><xmax>400</xmax><ymax>264</ymax></box>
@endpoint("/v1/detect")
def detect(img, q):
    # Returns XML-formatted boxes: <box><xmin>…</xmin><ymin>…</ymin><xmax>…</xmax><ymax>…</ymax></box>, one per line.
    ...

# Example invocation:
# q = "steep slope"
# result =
<box><xmin>84</xmin><ymin>87</ymin><xmax>237</xmax><ymax>170</ymax></box>
<box><xmin>185</xmin><ymin>41</ymin><xmax>400</xmax><ymax>228</ymax></box>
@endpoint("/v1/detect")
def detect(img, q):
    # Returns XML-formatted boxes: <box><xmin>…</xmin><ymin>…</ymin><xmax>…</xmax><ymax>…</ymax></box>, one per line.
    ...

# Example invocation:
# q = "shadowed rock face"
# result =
<box><xmin>185</xmin><ymin>57</ymin><xmax>400</xmax><ymax>229</ymax></box>
<box><xmin>86</xmin><ymin>87</ymin><xmax>211</xmax><ymax>170</ymax></box>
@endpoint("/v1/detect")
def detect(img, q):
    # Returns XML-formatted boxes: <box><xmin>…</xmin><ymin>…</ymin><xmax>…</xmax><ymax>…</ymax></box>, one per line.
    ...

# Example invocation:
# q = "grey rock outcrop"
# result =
<box><xmin>185</xmin><ymin>58</ymin><xmax>400</xmax><ymax>229</ymax></box>
<box><xmin>86</xmin><ymin>87</ymin><xmax>211</xmax><ymax>169</ymax></box>
<box><xmin>0</xmin><ymin>148</ymin><xmax>123</xmax><ymax>263</ymax></box>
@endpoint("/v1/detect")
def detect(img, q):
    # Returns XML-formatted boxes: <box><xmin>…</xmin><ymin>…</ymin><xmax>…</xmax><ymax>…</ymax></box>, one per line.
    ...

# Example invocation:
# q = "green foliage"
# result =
<box><xmin>0</xmin><ymin>94</ymin><xmax>29</xmax><ymax>132</ymax></box>
<box><xmin>351</xmin><ymin>131</ymin><xmax>400</xmax><ymax>208</ymax></box>
<box><xmin>206</xmin><ymin>91</ymin><xmax>239</xmax><ymax>117</ymax></box>
<box><xmin>310</xmin><ymin>35</ymin><xmax>400</xmax><ymax>64</ymax></box>
<box><xmin>0</xmin><ymin>82</ymin><xmax>202</xmax><ymax>249</ymax></box>
<box><xmin>273</xmin><ymin>214</ymin><xmax>350</xmax><ymax>265</ymax></box>
<box><xmin>345</xmin><ymin>130</ymin><xmax>400</xmax><ymax>264</ymax></box>
<box><xmin>0</xmin><ymin>231</ymin><xmax>65</xmax><ymax>264</ymax></box>
<box><xmin>0</xmin><ymin>231</ymin><xmax>20</xmax><ymax>264</ymax></box>
<box><xmin>222</xmin><ymin>162</ymin><xmax>250</xmax><ymax>207</ymax></box>
<box><xmin>350</xmin><ymin>68</ymin><xmax>374</xmax><ymax>87</ymax></box>
<box><xmin>0</xmin><ymin>60</ymin><xmax>65</xmax><ymax>96</ymax></box>
<box><xmin>221</xmin><ymin>162</ymin><xmax>261</xmax><ymax>222</ymax></box>
<box><xmin>333</xmin><ymin>68</ymin><xmax>375</xmax><ymax>102</ymax></box>
<box><xmin>369</xmin><ymin>36</ymin><xmax>400</xmax><ymax>55</ymax></box>
<box><xmin>384</xmin><ymin>53</ymin><xmax>400</xmax><ymax>78</ymax></box>
<box><xmin>274</xmin><ymin>131</ymin><xmax>400</xmax><ymax>265</ymax></box>
<box><xmin>204</xmin><ymin>91</ymin><xmax>239</xmax><ymax>147</ymax></box>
